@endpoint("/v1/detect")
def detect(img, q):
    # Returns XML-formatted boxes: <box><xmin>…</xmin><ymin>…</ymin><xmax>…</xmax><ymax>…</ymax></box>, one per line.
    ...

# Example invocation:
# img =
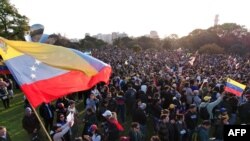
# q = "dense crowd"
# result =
<box><xmin>1</xmin><ymin>46</ymin><xmax>250</xmax><ymax>141</ymax></box>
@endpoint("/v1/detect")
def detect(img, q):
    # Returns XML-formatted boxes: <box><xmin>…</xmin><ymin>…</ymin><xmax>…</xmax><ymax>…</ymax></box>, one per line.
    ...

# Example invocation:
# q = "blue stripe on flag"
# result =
<box><xmin>226</xmin><ymin>82</ymin><xmax>244</xmax><ymax>93</ymax></box>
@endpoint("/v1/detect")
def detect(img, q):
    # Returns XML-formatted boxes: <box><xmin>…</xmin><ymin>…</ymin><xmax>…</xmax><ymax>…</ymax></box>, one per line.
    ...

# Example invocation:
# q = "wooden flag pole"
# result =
<box><xmin>30</xmin><ymin>105</ymin><xmax>52</xmax><ymax>141</ymax></box>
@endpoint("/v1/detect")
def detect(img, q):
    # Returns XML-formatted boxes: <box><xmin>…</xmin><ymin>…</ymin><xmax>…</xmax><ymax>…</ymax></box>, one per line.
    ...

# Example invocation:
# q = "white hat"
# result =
<box><xmin>102</xmin><ymin>110</ymin><xmax>112</xmax><ymax>117</ymax></box>
<box><xmin>139</xmin><ymin>103</ymin><xmax>147</xmax><ymax>110</ymax></box>
<box><xmin>25</xmin><ymin>107</ymin><xmax>32</xmax><ymax>113</ymax></box>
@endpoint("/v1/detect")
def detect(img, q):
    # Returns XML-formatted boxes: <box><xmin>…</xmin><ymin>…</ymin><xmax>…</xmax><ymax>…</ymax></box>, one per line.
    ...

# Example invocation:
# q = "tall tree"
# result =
<box><xmin>0</xmin><ymin>0</ymin><xmax>29</xmax><ymax>40</ymax></box>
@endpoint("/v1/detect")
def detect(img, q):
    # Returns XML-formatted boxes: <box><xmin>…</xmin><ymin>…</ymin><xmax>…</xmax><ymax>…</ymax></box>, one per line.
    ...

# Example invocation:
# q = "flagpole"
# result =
<box><xmin>30</xmin><ymin>104</ymin><xmax>52</xmax><ymax>141</ymax></box>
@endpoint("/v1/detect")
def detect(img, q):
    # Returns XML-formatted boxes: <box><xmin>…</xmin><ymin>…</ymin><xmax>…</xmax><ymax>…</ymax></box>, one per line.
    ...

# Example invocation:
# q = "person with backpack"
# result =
<box><xmin>199</xmin><ymin>93</ymin><xmax>224</xmax><ymax>121</ymax></box>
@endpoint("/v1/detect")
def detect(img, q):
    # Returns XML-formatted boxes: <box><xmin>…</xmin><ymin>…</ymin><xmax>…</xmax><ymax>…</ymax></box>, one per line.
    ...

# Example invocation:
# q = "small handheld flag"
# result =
<box><xmin>225</xmin><ymin>78</ymin><xmax>246</xmax><ymax>96</ymax></box>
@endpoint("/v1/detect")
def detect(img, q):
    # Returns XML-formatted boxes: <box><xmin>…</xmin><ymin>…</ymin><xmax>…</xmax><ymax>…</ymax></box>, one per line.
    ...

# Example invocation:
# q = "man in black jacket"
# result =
<box><xmin>22</xmin><ymin>107</ymin><xmax>40</xmax><ymax>141</ymax></box>
<box><xmin>132</xmin><ymin>103</ymin><xmax>147</xmax><ymax>136</ymax></box>
<box><xmin>39</xmin><ymin>102</ymin><xmax>55</xmax><ymax>131</ymax></box>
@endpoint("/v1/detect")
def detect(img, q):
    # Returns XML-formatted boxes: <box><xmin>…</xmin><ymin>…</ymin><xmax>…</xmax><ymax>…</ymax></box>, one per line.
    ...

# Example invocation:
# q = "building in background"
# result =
<box><xmin>214</xmin><ymin>14</ymin><xmax>219</xmax><ymax>26</ymax></box>
<box><xmin>149</xmin><ymin>30</ymin><xmax>159</xmax><ymax>39</ymax></box>
<box><xmin>93</xmin><ymin>32</ymin><xmax>128</xmax><ymax>44</ymax></box>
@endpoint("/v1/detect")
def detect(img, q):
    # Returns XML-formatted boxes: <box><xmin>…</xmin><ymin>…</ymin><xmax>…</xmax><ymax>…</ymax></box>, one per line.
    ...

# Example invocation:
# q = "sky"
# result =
<box><xmin>10</xmin><ymin>0</ymin><xmax>250</xmax><ymax>39</ymax></box>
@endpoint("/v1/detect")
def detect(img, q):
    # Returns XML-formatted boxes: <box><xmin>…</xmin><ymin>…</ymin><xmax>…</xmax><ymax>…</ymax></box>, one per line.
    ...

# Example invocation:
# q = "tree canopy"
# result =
<box><xmin>0</xmin><ymin>0</ymin><xmax>29</xmax><ymax>40</ymax></box>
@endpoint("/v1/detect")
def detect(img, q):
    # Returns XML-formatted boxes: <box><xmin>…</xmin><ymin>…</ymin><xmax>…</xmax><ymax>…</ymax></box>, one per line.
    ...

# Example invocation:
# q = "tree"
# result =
<box><xmin>136</xmin><ymin>36</ymin><xmax>160</xmax><ymax>49</ymax></box>
<box><xmin>132</xmin><ymin>44</ymin><xmax>142</xmax><ymax>52</ymax></box>
<box><xmin>198</xmin><ymin>43</ymin><xmax>224</xmax><ymax>54</ymax></box>
<box><xmin>209</xmin><ymin>23</ymin><xmax>248</xmax><ymax>49</ymax></box>
<box><xmin>0</xmin><ymin>0</ymin><xmax>29</xmax><ymax>40</ymax></box>
<box><xmin>113</xmin><ymin>37</ymin><xmax>133</xmax><ymax>48</ymax></box>
<box><xmin>161</xmin><ymin>34</ymin><xmax>180</xmax><ymax>50</ymax></box>
<box><xmin>183</xmin><ymin>29</ymin><xmax>220</xmax><ymax>51</ymax></box>
<box><xmin>79</xmin><ymin>35</ymin><xmax>107</xmax><ymax>49</ymax></box>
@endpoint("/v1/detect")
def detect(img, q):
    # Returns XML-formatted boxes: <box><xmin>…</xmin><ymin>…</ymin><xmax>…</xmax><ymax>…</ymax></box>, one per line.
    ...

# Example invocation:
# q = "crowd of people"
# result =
<box><xmin>1</xmin><ymin>46</ymin><xmax>250</xmax><ymax>141</ymax></box>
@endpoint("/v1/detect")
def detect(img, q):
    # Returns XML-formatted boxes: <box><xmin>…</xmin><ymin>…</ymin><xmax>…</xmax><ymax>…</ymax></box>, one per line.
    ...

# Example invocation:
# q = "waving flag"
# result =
<box><xmin>188</xmin><ymin>56</ymin><xmax>196</xmax><ymax>66</ymax></box>
<box><xmin>225</xmin><ymin>78</ymin><xmax>246</xmax><ymax>96</ymax></box>
<box><xmin>0</xmin><ymin>37</ymin><xmax>112</xmax><ymax>107</ymax></box>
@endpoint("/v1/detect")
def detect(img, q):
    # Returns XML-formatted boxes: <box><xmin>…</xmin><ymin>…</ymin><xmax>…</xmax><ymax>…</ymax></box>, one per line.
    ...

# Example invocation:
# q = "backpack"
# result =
<box><xmin>199</xmin><ymin>104</ymin><xmax>210</xmax><ymax>120</ymax></box>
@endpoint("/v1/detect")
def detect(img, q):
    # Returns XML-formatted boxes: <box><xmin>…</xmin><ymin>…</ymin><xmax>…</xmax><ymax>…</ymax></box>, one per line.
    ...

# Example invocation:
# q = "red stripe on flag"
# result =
<box><xmin>224</xmin><ymin>86</ymin><xmax>242</xmax><ymax>96</ymax></box>
<box><xmin>21</xmin><ymin>66</ymin><xmax>111</xmax><ymax>107</ymax></box>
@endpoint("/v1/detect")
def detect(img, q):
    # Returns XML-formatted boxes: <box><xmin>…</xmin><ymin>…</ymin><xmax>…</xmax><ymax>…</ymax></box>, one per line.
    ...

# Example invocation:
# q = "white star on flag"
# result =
<box><xmin>30</xmin><ymin>66</ymin><xmax>37</xmax><ymax>71</ymax></box>
<box><xmin>35</xmin><ymin>60</ymin><xmax>41</xmax><ymax>65</ymax></box>
<box><xmin>31</xmin><ymin>74</ymin><xmax>36</xmax><ymax>79</ymax></box>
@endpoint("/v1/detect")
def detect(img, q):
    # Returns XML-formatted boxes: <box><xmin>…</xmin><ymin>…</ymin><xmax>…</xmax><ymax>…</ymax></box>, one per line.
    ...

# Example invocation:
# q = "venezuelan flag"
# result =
<box><xmin>225</xmin><ymin>78</ymin><xmax>246</xmax><ymax>96</ymax></box>
<box><xmin>0</xmin><ymin>37</ymin><xmax>111</xmax><ymax>107</ymax></box>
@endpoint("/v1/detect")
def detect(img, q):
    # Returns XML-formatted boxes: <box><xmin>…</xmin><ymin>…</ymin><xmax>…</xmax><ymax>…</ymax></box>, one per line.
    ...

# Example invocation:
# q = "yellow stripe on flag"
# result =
<box><xmin>0</xmin><ymin>37</ymin><xmax>98</xmax><ymax>77</ymax></box>
<box><xmin>227</xmin><ymin>78</ymin><xmax>246</xmax><ymax>90</ymax></box>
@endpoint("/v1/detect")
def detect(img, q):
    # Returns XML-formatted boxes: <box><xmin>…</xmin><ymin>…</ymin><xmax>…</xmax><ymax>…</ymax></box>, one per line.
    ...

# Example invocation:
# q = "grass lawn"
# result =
<box><xmin>0</xmin><ymin>90</ymin><xmax>29</xmax><ymax>140</ymax></box>
<box><xmin>0</xmin><ymin>90</ymin><xmax>155</xmax><ymax>140</ymax></box>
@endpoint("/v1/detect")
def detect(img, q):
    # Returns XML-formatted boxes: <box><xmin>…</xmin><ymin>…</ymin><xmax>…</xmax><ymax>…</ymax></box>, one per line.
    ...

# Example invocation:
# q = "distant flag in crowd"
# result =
<box><xmin>0</xmin><ymin>37</ymin><xmax>112</xmax><ymax>107</ymax></box>
<box><xmin>0</xmin><ymin>61</ymin><xmax>10</xmax><ymax>74</ymax></box>
<box><xmin>235</xmin><ymin>63</ymin><xmax>240</xmax><ymax>69</ymax></box>
<box><xmin>188</xmin><ymin>56</ymin><xmax>196</xmax><ymax>66</ymax></box>
<box><xmin>225</xmin><ymin>78</ymin><xmax>246</xmax><ymax>96</ymax></box>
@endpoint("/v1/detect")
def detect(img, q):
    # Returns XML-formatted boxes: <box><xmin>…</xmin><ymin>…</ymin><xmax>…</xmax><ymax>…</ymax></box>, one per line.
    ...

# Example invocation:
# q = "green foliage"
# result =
<box><xmin>113</xmin><ymin>37</ymin><xmax>134</xmax><ymax>48</ymax></box>
<box><xmin>132</xmin><ymin>44</ymin><xmax>142</xmax><ymax>52</ymax></box>
<box><xmin>79</xmin><ymin>35</ymin><xmax>107</xmax><ymax>49</ymax></box>
<box><xmin>161</xmin><ymin>34</ymin><xmax>180</xmax><ymax>50</ymax></box>
<box><xmin>198</xmin><ymin>43</ymin><xmax>224</xmax><ymax>54</ymax></box>
<box><xmin>136</xmin><ymin>36</ymin><xmax>160</xmax><ymax>49</ymax></box>
<box><xmin>182</xmin><ymin>29</ymin><xmax>220</xmax><ymax>51</ymax></box>
<box><xmin>0</xmin><ymin>0</ymin><xmax>29</xmax><ymax>40</ymax></box>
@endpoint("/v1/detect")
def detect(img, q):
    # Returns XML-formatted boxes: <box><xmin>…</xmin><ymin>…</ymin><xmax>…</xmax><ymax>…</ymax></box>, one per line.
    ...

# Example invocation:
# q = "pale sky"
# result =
<box><xmin>10</xmin><ymin>0</ymin><xmax>250</xmax><ymax>39</ymax></box>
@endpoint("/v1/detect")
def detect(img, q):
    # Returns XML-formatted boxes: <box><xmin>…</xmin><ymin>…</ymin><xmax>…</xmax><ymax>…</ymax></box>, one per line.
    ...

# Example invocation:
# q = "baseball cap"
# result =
<box><xmin>204</xmin><ymin>96</ymin><xmax>211</xmax><ymax>102</ymax></box>
<box><xmin>169</xmin><ymin>104</ymin><xmax>175</xmax><ymax>109</ymax></box>
<box><xmin>102</xmin><ymin>110</ymin><xmax>112</xmax><ymax>117</ymax></box>
<box><xmin>220</xmin><ymin>107</ymin><xmax>227</xmax><ymax>113</ymax></box>
<box><xmin>89</xmin><ymin>124</ymin><xmax>98</xmax><ymax>132</ymax></box>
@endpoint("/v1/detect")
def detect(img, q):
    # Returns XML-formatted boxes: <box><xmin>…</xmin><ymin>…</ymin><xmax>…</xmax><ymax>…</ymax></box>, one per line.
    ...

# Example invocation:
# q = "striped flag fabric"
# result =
<box><xmin>225</xmin><ymin>78</ymin><xmax>246</xmax><ymax>96</ymax></box>
<box><xmin>0</xmin><ymin>37</ymin><xmax>112</xmax><ymax>107</ymax></box>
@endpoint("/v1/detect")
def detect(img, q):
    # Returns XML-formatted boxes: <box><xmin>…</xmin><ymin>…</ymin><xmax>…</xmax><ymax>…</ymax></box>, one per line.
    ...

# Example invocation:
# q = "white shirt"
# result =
<box><xmin>53</xmin><ymin>122</ymin><xmax>70</xmax><ymax>141</ymax></box>
<box><xmin>91</xmin><ymin>133</ymin><xmax>101</xmax><ymax>141</ymax></box>
<box><xmin>141</xmin><ymin>85</ymin><xmax>147</xmax><ymax>93</ymax></box>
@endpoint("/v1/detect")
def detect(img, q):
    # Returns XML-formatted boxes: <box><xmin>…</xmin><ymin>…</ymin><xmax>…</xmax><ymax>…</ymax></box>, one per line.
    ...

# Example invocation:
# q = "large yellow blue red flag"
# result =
<box><xmin>225</xmin><ymin>78</ymin><xmax>246</xmax><ymax>96</ymax></box>
<box><xmin>0</xmin><ymin>37</ymin><xmax>112</xmax><ymax>107</ymax></box>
